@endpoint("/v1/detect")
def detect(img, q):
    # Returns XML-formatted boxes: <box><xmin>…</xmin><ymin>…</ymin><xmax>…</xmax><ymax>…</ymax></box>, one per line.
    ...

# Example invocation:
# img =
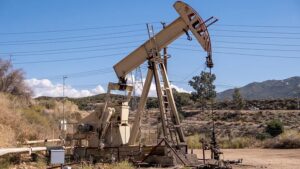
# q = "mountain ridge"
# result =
<box><xmin>217</xmin><ymin>76</ymin><xmax>300</xmax><ymax>100</ymax></box>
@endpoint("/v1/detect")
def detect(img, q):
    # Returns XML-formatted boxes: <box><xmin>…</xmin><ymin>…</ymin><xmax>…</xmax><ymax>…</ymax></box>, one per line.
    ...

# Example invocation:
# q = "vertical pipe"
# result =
<box><xmin>161</xmin><ymin>22</ymin><xmax>168</xmax><ymax>72</ymax></box>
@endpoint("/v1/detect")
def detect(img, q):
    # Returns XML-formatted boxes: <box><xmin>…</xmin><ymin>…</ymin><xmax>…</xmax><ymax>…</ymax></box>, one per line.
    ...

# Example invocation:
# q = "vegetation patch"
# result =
<box><xmin>264</xmin><ymin>130</ymin><xmax>300</xmax><ymax>149</ymax></box>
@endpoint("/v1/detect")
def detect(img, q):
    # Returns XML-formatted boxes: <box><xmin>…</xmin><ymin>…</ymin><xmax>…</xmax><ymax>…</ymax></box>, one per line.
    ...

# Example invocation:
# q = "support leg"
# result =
<box><xmin>128</xmin><ymin>68</ymin><xmax>154</xmax><ymax>145</ymax></box>
<box><xmin>159</xmin><ymin>63</ymin><xmax>185</xmax><ymax>143</ymax></box>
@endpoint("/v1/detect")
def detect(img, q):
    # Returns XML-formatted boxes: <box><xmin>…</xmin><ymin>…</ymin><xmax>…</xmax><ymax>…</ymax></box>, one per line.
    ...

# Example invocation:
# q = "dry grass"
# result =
<box><xmin>0</xmin><ymin>93</ymin><xmax>84</xmax><ymax>147</ymax></box>
<box><xmin>105</xmin><ymin>161</ymin><xmax>134</xmax><ymax>169</ymax></box>
<box><xmin>219</xmin><ymin>137</ymin><xmax>257</xmax><ymax>149</ymax></box>
<box><xmin>186</xmin><ymin>134</ymin><xmax>203</xmax><ymax>149</ymax></box>
<box><xmin>75</xmin><ymin>161</ymin><xmax>134</xmax><ymax>169</ymax></box>
<box><xmin>264</xmin><ymin>130</ymin><xmax>300</xmax><ymax>148</ymax></box>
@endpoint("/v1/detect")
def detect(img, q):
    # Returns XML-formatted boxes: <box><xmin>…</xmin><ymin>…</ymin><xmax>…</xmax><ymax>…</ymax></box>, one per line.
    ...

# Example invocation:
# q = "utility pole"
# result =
<box><xmin>9</xmin><ymin>54</ymin><xmax>13</xmax><ymax>65</ymax></box>
<box><xmin>161</xmin><ymin>22</ymin><xmax>168</xmax><ymax>72</ymax></box>
<box><xmin>62</xmin><ymin>76</ymin><xmax>67</xmax><ymax>140</ymax></box>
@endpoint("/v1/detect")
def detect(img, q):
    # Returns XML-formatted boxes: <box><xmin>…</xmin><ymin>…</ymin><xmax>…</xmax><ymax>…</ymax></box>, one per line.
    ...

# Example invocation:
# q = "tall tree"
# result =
<box><xmin>188</xmin><ymin>71</ymin><xmax>216</xmax><ymax>109</ymax></box>
<box><xmin>0</xmin><ymin>59</ymin><xmax>31</xmax><ymax>97</ymax></box>
<box><xmin>232</xmin><ymin>88</ymin><xmax>244</xmax><ymax>110</ymax></box>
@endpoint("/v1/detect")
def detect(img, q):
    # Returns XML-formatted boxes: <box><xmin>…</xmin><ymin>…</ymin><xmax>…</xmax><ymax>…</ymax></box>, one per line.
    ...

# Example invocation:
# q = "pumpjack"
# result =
<box><xmin>69</xmin><ymin>1</ymin><xmax>221</xmax><ymax>167</ymax></box>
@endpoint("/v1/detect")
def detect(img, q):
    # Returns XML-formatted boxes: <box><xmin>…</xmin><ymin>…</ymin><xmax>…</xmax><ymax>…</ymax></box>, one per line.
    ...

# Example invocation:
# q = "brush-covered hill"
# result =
<box><xmin>217</xmin><ymin>76</ymin><xmax>300</xmax><ymax>100</ymax></box>
<box><xmin>0</xmin><ymin>93</ymin><xmax>85</xmax><ymax>147</ymax></box>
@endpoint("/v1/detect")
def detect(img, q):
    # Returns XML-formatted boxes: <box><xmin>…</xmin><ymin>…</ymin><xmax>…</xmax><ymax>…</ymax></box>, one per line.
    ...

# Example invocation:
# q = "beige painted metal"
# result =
<box><xmin>159</xmin><ymin>62</ymin><xmax>185</xmax><ymax>142</ymax></box>
<box><xmin>99</xmin><ymin>82</ymin><xmax>133</xmax><ymax>143</ymax></box>
<box><xmin>113</xmin><ymin>1</ymin><xmax>212</xmax><ymax>81</ymax></box>
<box><xmin>114</xmin><ymin>18</ymin><xmax>186</xmax><ymax>81</ymax></box>
<box><xmin>152</xmin><ymin>62</ymin><xmax>169</xmax><ymax>139</ymax></box>
<box><xmin>127</xmin><ymin>1</ymin><xmax>213</xmax><ymax>145</ymax></box>
<box><xmin>174</xmin><ymin>1</ymin><xmax>212</xmax><ymax>53</ymax></box>
<box><xmin>128</xmin><ymin>68</ymin><xmax>154</xmax><ymax>145</ymax></box>
<box><xmin>73</xmin><ymin>1</ymin><xmax>213</xmax><ymax>149</ymax></box>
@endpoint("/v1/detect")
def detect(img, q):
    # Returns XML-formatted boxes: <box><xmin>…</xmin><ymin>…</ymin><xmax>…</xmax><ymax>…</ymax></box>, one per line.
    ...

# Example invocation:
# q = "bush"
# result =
<box><xmin>266</xmin><ymin>119</ymin><xmax>284</xmax><ymax>137</ymax></box>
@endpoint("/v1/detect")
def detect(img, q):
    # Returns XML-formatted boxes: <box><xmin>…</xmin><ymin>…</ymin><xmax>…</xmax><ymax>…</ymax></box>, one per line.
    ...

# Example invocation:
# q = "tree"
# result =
<box><xmin>266</xmin><ymin>119</ymin><xmax>284</xmax><ymax>137</ymax></box>
<box><xmin>232</xmin><ymin>88</ymin><xmax>244</xmax><ymax>110</ymax></box>
<box><xmin>0</xmin><ymin>59</ymin><xmax>31</xmax><ymax>97</ymax></box>
<box><xmin>188</xmin><ymin>71</ymin><xmax>216</xmax><ymax>109</ymax></box>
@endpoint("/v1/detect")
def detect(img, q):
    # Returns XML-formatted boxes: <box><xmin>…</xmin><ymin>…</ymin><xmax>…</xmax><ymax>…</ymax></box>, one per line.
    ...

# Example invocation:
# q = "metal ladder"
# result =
<box><xmin>161</xmin><ymin>87</ymin><xmax>178</xmax><ymax>145</ymax></box>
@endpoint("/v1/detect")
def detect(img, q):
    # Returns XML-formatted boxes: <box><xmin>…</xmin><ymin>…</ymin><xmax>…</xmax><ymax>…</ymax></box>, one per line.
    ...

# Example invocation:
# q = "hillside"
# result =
<box><xmin>0</xmin><ymin>93</ymin><xmax>85</xmax><ymax>147</ymax></box>
<box><xmin>217</xmin><ymin>76</ymin><xmax>300</xmax><ymax>100</ymax></box>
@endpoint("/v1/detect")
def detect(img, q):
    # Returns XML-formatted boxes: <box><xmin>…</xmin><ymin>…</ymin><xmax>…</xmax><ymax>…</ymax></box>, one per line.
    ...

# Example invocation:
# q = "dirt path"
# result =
<box><xmin>192</xmin><ymin>149</ymin><xmax>300</xmax><ymax>169</ymax></box>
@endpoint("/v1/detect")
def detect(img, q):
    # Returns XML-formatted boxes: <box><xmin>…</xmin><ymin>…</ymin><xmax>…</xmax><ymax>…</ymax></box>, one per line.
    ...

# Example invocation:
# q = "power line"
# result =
<box><xmin>0</xmin><ymin>40</ymin><xmax>143</xmax><ymax>55</ymax></box>
<box><xmin>0</xmin><ymin>33</ymin><xmax>147</xmax><ymax>46</ymax></box>
<box><xmin>172</xmin><ymin>44</ymin><xmax>300</xmax><ymax>52</ymax></box>
<box><xmin>214</xmin><ymin>40</ymin><xmax>300</xmax><ymax>47</ymax></box>
<box><xmin>41</xmin><ymin>67</ymin><xmax>113</xmax><ymax>80</ymax></box>
<box><xmin>170</xmin><ymin>47</ymin><xmax>300</xmax><ymax>59</ymax></box>
<box><xmin>0</xmin><ymin>22</ymin><xmax>161</xmax><ymax>35</ymax></box>
<box><xmin>14</xmin><ymin>52</ymin><xmax>127</xmax><ymax>64</ymax></box>
<box><xmin>32</xmin><ymin>64</ymin><xmax>149</xmax><ymax>80</ymax></box>
<box><xmin>215</xmin><ymin>24</ymin><xmax>300</xmax><ymax>28</ymax></box>
<box><xmin>13</xmin><ymin>45</ymin><xmax>300</xmax><ymax>65</ymax></box>
<box><xmin>0</xmin><ymin>29</ymin><xmax>149</xmax><ymax>44</ymax></box>
<box><xmin>4</xmin><ymin>45</ymin><xmax>139</xmax><ymax>57</ymax></box>
<box><xmin>2</xmin><ymin>22</ymin><xmax>298</xmax><ymax>35</ymax></box>
<box><xmin>4</xmin><ymin>39</ymin><xmax>299</xmax><ymax>56</ymax></box>
<box><xmin>210</xmin><ymin>29</ymin><xmax>300</xmax><ymax>35</ymax></box>
<box><xmin>211</xmin><ymin>34</ymin><xmax>300</xmax><ymax>40</ymax></box>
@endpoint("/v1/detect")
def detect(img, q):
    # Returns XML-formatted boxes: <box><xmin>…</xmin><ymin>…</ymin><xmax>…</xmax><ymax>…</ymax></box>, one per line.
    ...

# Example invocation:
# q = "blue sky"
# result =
<box><xmin>0</xmin><ymin>0</ymin><xmax>300</xmax><ymax>97</ymax></box>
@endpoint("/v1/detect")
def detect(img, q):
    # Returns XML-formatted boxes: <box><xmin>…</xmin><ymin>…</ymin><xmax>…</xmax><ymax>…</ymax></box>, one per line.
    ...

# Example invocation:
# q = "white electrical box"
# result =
<box><xmin>50</xmin><ymin>149</ymin><xmax>65</xmax><ymax>164</ymax></box>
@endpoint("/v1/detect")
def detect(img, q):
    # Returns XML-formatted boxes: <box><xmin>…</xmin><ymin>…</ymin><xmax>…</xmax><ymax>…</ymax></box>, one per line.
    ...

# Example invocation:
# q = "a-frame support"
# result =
<box><xmin>128</xmin><ymin>54</ymin><xmax>185</xmax><ymax>145</ymax></box>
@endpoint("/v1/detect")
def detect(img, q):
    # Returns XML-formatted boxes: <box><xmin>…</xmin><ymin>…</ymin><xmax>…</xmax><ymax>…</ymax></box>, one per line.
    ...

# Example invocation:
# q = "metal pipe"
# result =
<box><xmin>0</xmin><ymin>146</ymin><xmax>72</xmax><ymax>157</ymax></box>
<box><xmin>24</xmin><ymin>139</ymin><xmax>61</xmax><ymax>145</ymax></box>
<box><xmin>0</xmin><ymin>147</ymin><xmax>47</xmax><ymax>156</ymax></box>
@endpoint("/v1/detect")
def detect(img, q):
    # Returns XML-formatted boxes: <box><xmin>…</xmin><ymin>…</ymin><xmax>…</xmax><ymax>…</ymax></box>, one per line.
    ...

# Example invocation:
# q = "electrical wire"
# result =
<box><xmin>215</xmin><ymin>24</ymin><xmax>300</xmax><ymax>28</ymax></box>
<box><xmin>42</xmin><ymin>67</ymin><xmax>113</xmax><ymax>80</ymax></box>
<box><xmin>214</xmin><ymin>40</ymin><xmax>300</xmax><ymax>47</ymax></box>
<box><xmin>5</xmin><ymin>45</ymin><xmax>139</xmax><ymax>57</ymax></box>
<box><xmin>211</xmin><ymin>34</ymin><xmax>300</xmax><ymax>40</ymax></box>
<box><xmin>0</xmin><ymin>22</ymin><xmax>161</xmax><ymax>35</ymax></box>
<box><xmin>0</xmin><ymin>33</ymin><xmax>147</xmax><ymax>45</ymax></box>
<box><xmin>0</xmin><ymin>29</ymin><xmax>149</xmax><ymax>44</ymax></box>
<box><xmin>170</xmin><ymin>47</ymin><xmax>300</xmax><ymax>59</ymax></box>
<box><xmin>172</xmin><ymin>44</ymin><xmax>300</xmax><ymax>52</ymax></box>
<box><xmin>0</xmin><ymin>40</ymin><xmax>144</xmax><ymax>55</ymax></box>
<box><xmin>210</xmin><ymin>29</ymin><xmax>300</xmax><ymax>35</ymax></box>
<box><xmin>14</xmin><ymin>52</ymin><xmax>127</xmax><ymax>64</ymax></box>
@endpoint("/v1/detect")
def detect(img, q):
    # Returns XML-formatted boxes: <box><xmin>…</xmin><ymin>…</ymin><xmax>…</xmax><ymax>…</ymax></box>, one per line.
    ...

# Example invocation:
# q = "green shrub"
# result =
<box><xmin>266</xmin><ymin>119</ymin><xmax>284</xmax><ymax>137</ymax></box>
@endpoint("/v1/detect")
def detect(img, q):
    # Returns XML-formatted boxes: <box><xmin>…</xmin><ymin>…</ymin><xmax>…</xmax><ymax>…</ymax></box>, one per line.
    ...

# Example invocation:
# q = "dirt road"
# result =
<box><xmin>192</xmin><ymin>149</ymin><xmax>300</xmax><ymax>169</ymax></box>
